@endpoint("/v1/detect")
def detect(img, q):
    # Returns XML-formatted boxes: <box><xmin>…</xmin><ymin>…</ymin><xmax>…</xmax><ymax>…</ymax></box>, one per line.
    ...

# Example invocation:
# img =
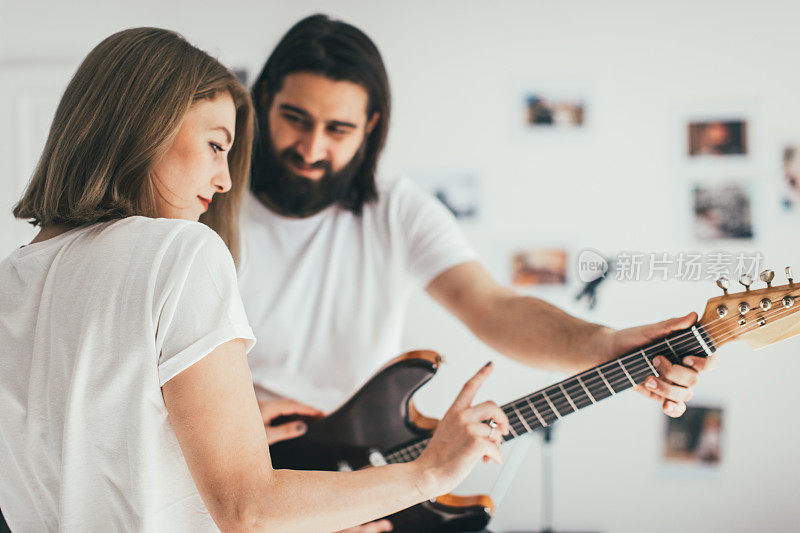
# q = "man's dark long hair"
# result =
<box><xmin>251</xmin><ymin>14</ymin><xmax>391</xmax><ymax>215</ymax></box>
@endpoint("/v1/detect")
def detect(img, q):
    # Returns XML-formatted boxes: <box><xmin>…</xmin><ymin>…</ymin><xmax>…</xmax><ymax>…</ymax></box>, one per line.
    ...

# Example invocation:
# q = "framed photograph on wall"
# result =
<box><xmin>692</xmin><ymin>181</ymin><xmax>754</xmax><ymax>240</ymax></box>
<box><xmin>510</xmin><ymin>79</ymin><xmax>594</xmax><ymax>135</ymax></box>
<box><xmin>662</xmin><ymin>404</ymin><xmax>724</xmax><ymax>467</ymax></box>
<box><xmin>511</xmin><ymin>248</ymin><xmax>568</xmax><ymax>286</ymax></box>
<box><xmin>413</xmin><ymin>171</ymin><xmax>481</xmax><ymax>221</ymax></box>
<box><xmin>687</xmin><ymin>119</ymin><xmax>748</xmax><ymax>157</ymax></box>
<box><xmin>781</xmin><ymin>143</ymin><xmax>800</xmax><ymax>212</ymax></box>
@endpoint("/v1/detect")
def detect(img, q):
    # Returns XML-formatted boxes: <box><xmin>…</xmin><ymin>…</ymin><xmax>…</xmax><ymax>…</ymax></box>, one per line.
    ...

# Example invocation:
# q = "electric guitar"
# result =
<box><xmin>269</xmin><ymin>269</ymin><xmax>800</xmax><ymax>533</ymax></box>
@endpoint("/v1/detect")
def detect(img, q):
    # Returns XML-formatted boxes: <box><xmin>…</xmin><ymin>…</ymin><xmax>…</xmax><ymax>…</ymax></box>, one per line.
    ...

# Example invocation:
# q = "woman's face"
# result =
<box><xmin>151</xmin><ymin>93</ymin><xmax>237</xmax><ymax>220</ymax></box>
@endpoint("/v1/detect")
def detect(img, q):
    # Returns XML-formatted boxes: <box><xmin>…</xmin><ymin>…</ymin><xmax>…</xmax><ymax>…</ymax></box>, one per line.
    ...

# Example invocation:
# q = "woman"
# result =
<box><xmin>0</xmin><ymin>28</ymin><xmax>508</xmax><ymax>532</ymax></box>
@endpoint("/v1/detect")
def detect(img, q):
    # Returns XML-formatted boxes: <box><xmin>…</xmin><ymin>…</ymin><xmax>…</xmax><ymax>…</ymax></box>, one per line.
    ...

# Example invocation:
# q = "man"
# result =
<box><xmin>238</xmin><ymin>14</ymin><xmax>715</xmax><ymax>531</ymax></box>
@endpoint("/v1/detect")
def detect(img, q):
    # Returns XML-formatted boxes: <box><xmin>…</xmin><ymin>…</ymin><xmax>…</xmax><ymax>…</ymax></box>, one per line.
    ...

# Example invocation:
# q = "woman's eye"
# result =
<box><xmin>210</xmin><ymin>143</ymin><xmax>224</xmax><ymax>154</ymax></box>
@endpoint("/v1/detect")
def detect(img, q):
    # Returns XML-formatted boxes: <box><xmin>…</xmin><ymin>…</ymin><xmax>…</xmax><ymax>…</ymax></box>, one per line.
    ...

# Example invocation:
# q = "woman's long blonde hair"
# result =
<box><xmin>13</xmin><ymin>27</ymin><xmax>253</xmax><ymax>263</ymax></box>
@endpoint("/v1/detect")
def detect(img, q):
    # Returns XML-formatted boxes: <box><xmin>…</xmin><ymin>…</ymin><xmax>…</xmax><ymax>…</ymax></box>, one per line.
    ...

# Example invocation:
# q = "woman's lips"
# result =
<box><xmin>198</xmin><ymin>196</ymin><xmax>210</xmax><ymax>211</ymax></box>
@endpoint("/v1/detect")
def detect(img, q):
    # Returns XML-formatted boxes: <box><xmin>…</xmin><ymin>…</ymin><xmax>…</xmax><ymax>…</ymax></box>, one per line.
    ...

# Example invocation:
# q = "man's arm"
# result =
<box><xmin>426</xmin><ymin>261</ymin><xmax>717</xmax><ymax>417</ymax></box>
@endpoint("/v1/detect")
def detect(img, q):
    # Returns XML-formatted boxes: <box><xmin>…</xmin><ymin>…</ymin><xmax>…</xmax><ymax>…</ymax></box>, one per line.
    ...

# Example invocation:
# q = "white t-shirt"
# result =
<box><xmin>0</xmin><ymin>217</ymin><xmax>255</xmax><ymax>533</ymax></box>
<box><xmin>238</xmin><ymin>176</ymin><xmax>476</xmax><ymax>411</ymax></box>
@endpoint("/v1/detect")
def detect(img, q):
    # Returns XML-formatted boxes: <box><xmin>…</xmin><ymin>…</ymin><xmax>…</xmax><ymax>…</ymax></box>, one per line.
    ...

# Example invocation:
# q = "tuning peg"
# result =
<box><xmin>716</xmin><ymin>276</ymin><xmax>730</xmax><ymax>295</ymax></box>
<box><xmin>739</xmin><ymin>273</ymin><xmax>753</xmax><ymax>291</ymax></box>
<box><xmin>787</xmin><ymin>267</ymin><xmax>795</xmax><ymax>284</ymax></box>
<box><xmin>760</xmin><ymin>269</ymin><xmax>775</xmax><ymax>288</ymax></box>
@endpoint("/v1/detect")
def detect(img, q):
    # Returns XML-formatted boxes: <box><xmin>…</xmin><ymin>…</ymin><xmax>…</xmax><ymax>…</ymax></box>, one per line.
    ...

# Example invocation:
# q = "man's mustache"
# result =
<box><xmin>281</xmin><ymin>149</ymin><xmax>332</xmax><ymax>172</ymax></box>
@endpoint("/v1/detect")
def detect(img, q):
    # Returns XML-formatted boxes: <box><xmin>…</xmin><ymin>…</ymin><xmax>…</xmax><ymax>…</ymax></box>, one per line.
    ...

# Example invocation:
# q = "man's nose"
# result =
<box><xmin>296</xmin><ymin>128</ymin><xmax>328</xmax><ymax>164</ymax></box>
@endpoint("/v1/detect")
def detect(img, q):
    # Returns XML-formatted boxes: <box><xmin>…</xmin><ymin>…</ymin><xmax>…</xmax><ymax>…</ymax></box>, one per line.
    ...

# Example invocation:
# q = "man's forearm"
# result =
<box><xmin>470</xmin><ymin>291</ymin><xmax>613</xmax><ymax>373</ymax></box>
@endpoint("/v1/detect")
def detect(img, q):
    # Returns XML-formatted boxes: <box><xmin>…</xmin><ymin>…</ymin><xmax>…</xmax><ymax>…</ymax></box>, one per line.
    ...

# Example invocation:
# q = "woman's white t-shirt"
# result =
<box><xmin>0</xmin><ymin>217</ymin><xmax>255</xmax><ymax>532</ymax></box>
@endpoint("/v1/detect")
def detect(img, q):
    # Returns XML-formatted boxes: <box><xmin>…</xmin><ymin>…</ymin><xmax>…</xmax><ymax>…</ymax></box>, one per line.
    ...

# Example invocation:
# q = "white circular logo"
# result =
<box><xmin>577</xmin><ymin>249</ymin><xmax>609</xmax><ymax>283</ymax></box>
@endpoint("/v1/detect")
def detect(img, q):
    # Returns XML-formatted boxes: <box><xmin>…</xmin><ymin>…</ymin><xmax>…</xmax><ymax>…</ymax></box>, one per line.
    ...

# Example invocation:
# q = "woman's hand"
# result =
<box><xmin>258</xmin><ymin>397</ymin><xmax>324</xmax><ymax>444</ymax></box>
<box><xmin>414</xmin><ymin>362</ymin><xmax>509</xmax><ymax>497</ymax></box>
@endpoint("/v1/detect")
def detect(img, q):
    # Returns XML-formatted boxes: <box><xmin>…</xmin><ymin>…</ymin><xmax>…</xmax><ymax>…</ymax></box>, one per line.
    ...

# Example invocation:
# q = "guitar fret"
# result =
<box><xmin>692</xmin><ymin>325</ymin><xmax>714</xmax><ymax>356</ymax></box>
<box><xmin>641</xmin><ymin>349</ymin><xmax>659</xmax><ymax>376</ymax></box>
<box><xmin>502</xmin><ymin>406</ymin><xmax>522</xmax><ymax>437</ymax></box>
<box><xmin>577</xmin><ymin>376</ymin><xmax>596</xmax><ymax>403</ymax></box>
<box><xmin>618</xmin><ymin>359</ymin><xmax>636</xmax><ymax>387</ymax></box>
<box><xmin>511</xmin><ymin>403</ymin><xmax>532</xmax><ymax>432</ymax></box>
<box><xmin>597</xmin><ymin>369</ymin><xmax>615</xmax><ymax>395</ymax></box>
<box><xmin>559</xmin><ymin>383</ymin><xmax>579</xmax><ymax>412</ymax></box>
<box><xmin>524</xmin><ymin>396</ymin><xmax>548</xmax><ymax>427</ymax></box>
<box><xmin>664</xmin><ymin>337</ymin><xmax>679</xmax><ymax>363</ymax></box>
<box><xmin>542</xmin><ymin>391</ymin><xmax>561</xmax><ymax>419</ymax></box>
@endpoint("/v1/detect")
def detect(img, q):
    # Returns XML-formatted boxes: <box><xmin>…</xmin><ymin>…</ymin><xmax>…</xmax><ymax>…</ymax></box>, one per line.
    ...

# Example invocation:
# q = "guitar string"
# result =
<box><xmin>385</xmin><ymin>300</ymin><xmax>799</xmax><ymax>463</ymax></box>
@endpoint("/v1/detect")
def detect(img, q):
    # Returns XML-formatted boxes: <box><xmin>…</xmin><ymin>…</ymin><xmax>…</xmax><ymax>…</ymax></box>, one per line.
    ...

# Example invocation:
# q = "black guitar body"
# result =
<box><xmin>268</xmin><ymin>350</ymin><xmax>493</xmax><ymax>533</ymax></box>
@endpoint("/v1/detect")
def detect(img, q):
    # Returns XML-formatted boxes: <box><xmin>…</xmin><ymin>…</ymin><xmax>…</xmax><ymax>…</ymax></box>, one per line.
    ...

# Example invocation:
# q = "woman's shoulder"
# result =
<box><xmin>91</xmin><ymin>217</ymin><xmax>231</xmax><ymax>267</ymax></box>
<box><xmin>102</xmin><ymin>217</ymin><xmax>222</xmax><ymax>247</ymax></box>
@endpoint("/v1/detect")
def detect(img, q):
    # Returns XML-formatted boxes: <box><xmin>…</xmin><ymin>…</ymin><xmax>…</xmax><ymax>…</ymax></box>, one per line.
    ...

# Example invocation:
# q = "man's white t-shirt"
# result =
<box><xmin>0</xmin><ymin>217</ymin><xmax>255</xmax><ymax>532</ymax></box>
<box><xmin>238</xmin><ymin>176</ymin><xmax>476</xmax><ymax>411</ymax></box>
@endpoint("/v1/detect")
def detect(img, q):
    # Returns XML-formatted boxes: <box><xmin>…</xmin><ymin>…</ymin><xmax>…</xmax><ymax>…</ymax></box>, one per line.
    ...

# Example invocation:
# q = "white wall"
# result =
<box><xmin>2</xmin><ymin>1</ymin><xmax>800</xmax><ymax>531</ymax></box>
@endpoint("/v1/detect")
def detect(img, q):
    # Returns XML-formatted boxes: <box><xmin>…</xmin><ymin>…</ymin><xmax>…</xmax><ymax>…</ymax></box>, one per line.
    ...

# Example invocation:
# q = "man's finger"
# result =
<box><xmin>683</xmin><ymin>353</ymin><xmax>719</xmax><ymax>372</ymax></box>
<box><xmin>651</xmin><ymin>312</ymin><xmax>697</xmax><ymax>337</ymax></box>
<box><xmin>451</xmin><ymin>362</ymin><xmax>493</xmax><ymax>411</ymax></box>
<box><xmin>265</xmin><ymin>420</ymin><xmax>308</xmax><ymax>444</ymax></box>
<box><xmin>336</xmin><ymin>520</ymin><xmax>394</xmax><ymax>533</ymax></box>
<box><xmin>258</xmin><ymin>398</ymin><xmax>323</xmax><ymax>425</ymax></box>
<box><xmin>268</xmin><ymin>398</ymin><xmax>324</xmax><ymax>417</ymax></box>
<box><xmin>654</xmin><ymin>357</ymin><xmax>699</xmax><ymax>388</ymax></box>
<box><xmin>642</xmin><ymin>375</ymin><xmax>693</xmax><ymax>404</ymax></box>
<box><xmin>662</xmin><ymin>399</ymin><xmax>686</xmax><ymax>418</ymax></box>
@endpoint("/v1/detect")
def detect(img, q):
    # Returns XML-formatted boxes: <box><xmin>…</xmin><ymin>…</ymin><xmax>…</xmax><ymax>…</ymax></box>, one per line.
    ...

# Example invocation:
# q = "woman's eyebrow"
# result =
<box><xmin>211</xmin><ymin>126</ymin><xmax>232</xmax><ymax>144</ymax></box>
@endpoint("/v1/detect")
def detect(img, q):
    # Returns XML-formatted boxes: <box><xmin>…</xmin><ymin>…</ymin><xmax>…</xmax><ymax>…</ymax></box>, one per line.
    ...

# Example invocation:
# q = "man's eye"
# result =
<box><xmin>283</xmin><ymin>114</ymin><xmax>303</xmax><ymax>124</ymax></box>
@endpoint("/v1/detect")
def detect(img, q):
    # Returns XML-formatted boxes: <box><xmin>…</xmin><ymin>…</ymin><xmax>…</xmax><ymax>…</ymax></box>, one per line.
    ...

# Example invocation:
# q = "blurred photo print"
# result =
<box><xmin>525</xmin><ymin>94</ymin><xmax>585</xmax><ymax>127</ymax></box>
<box><xmin>692</xmin><ymin>182</ymin><xmax>753</xmax><ymax>240</ymax></box>
<box><xmin>663</xmin><ymin>405</ymin><xmax>723</xmax><ymax>466</ymax></box>
<box><xmin>415</xmin><ymin>171</ymin><xmax>480</xmax><ymax>220</ymax></box>
<box><xmin>688</xmin><ymin>120</ymin><xmax>748</xmax><ymax>156</ymax></box>
<box><xmin>781</xmin><ymin>144</ymin><xmax>800</xmax><ymax>211</ymax></box>
<box><xmin>511</xmin><ymin>248</ymin><xmax>568</xmax><ymax>286</ymax></box>
<box><xmin>232</xmin><ymin>68</ymin><xmax>249</xmax><ymax>86</ymax></box>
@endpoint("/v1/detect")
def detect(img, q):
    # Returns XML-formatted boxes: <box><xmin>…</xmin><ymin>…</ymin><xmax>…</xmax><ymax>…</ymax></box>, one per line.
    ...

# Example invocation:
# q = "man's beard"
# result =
<box><xmin>252</xmin><ymin>134</ymin><xmax>365</xmax><ymax>218</ymax></box>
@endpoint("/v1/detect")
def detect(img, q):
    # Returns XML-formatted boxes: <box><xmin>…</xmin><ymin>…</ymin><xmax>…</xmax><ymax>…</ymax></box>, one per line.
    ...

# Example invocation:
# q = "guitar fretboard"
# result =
<box><xmin>385</xmin><ymin>324</ymin><xmax>715</xmax><ymax>464</ymax></box>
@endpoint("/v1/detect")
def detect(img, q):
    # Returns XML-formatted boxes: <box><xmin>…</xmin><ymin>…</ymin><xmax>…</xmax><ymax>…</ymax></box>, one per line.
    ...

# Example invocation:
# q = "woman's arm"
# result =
<box><xmin>162</xmin><ymin>339</ymin><xmax>507</xmax><ymax>533</ymax></box>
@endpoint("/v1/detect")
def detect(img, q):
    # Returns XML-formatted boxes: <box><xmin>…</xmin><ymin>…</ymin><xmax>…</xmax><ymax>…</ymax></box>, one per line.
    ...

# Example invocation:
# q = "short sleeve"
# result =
<box><xmin>393</xmin><ymin>177</ymin><xmax>478</xmax><ymax>285</ymax></box>
<box><xmin>153</xmin><ymin>224</ymin><xmax>255</xmax><ymax>386</ymax></box>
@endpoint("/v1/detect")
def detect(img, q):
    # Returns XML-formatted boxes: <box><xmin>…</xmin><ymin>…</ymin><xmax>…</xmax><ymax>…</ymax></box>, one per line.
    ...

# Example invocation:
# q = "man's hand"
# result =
<box><xmin>335</xmin><ymin>519</ymin><xmax>393</xmax><ymax>532</ymax></box>
<box><xmin>604</xmin><ymin>312</ymin><xmax>719</xmax><ymax>417</ymax></box>
<box><xmin>258</xmin><ymin>398</ymin><xmax>324</xmax><ymax>444</ymax></box>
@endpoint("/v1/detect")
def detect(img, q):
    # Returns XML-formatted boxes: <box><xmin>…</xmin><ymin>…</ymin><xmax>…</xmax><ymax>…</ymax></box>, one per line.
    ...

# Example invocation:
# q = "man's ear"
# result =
<box><xmin>365</xmin><ymin>112</ymin><xmax>380</xmax><ymax>135</ymax></box>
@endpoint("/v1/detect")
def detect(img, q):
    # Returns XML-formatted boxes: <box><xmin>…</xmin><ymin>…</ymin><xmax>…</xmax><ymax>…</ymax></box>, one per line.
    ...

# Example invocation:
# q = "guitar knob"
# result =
<box><xmin>760</xmin><ymin>269</ymin><xmax>775</xmax><ymax>287</ymax></box>
<box><xmin>787</xmin><ymin>267</ymin><xmax>795</xmax><ymax>284</ymax></box>
<box><xmin>738</xmin><ymin>273</ymin><xmax>753</xmax><ymax>291</ymax></box>
<box><xmin>716</xmin><ymin>277</ymin><xmax>730</xmax><ymax>295</ymax></box>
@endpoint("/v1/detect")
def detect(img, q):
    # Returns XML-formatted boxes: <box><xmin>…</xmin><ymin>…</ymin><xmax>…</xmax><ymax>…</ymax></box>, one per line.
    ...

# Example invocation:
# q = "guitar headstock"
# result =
<box><xmin>699</xmin><ymin>268</ymin><xmax>800</xmax><ymax>350</ymax></box>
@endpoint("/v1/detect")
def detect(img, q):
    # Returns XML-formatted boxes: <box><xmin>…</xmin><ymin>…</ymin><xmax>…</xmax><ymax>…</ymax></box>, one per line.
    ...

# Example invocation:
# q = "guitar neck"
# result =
<box><xmin>385</xmin><ymin>324</ymin><xmax>715</xmax><ymax>463</ymax></box>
